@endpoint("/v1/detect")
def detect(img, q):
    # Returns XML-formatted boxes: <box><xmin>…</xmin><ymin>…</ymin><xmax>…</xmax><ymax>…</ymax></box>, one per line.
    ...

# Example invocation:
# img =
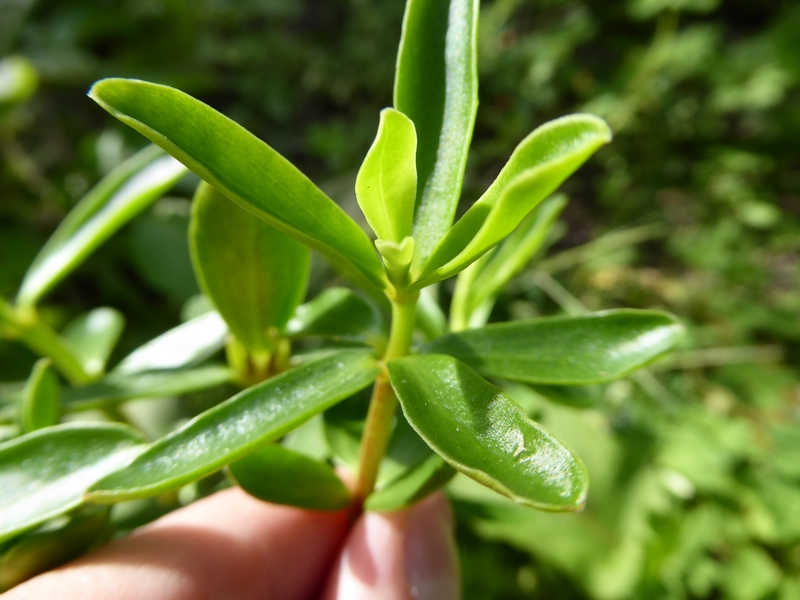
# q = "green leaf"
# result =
<box><xmin>394</xmin><ymin>0</ymin><xmax>479</xmax><ymax>265</ymax></box>
<box><xmin>416</xmin><ymin>287</ymin><xmax>447</xmax><ymax>341</ymax></box>
<box><xmin>0</xmin><ymin>508</ymin><xmax>109</xmax><ymax>592</ymax></box>
<box><xmin>285</xmin><ymin>287</ymin><xmax>386</xmax><ymax>349</ymax></box>
<box><xmin>468</xmin><ymin>194</ymin><xmax>567</xmax><ymax>313</ymax></box>
<box><xmin>388</xmin><ymin>354</ymin><xmax>588</xmax><ymax>511</ymax></box>
<box><xmin>16</xmin><ymin>145</ymin><xmax>187</xmax><ymax>307</ymax></box>
<box><xmin>422</xmin><ymin>310</ymin><xmax>684</xmax><ymax>384</ymax></box>
<box><xmin>61</xmin><ymin>365</ymin><xmax>234</xmax><ymax>411</ymax></box>
<box><xmin>228</xmin><ymin>445</ymin><xmax>349</xmax><ymax>511</ymax></box>
<box><xmin>113</xmin><ymin>311</ymin><xmax>227</xmax><ymax>374</ymax></box>
<box><xmin>355</xmin><ymin>108</ymin><xmax>417</xmax><ymax>243</ymax></box>
<box><xmin>19</xmin><ymin>359</ymin><xmax>59</xmax><ymax>433</ymax></box>
<box><xmin>89</xmin><ymin>79</ymin><xmax>386</xmax><ymax>294</ymax></box>
<box><xmin>365</xmin><ymin>453</ymin><xmax>455</xmax><ymax>512</ymax></box>
<box><xmin>190</xmin><ymin>182</ymin><xmax>310</xmax><ymax>353</ymax></box>
<box><xmin>413</xmin><ymin>115</ymin><xmax>612</xmax><ymax>288</ymax></box>
<box><xmin>0</xmin><ymin>423</ymin><xmax>145</xmax><ymax>543</ymax></box>
<box><xmin>86</xmin><ymin>351</ymin><xmax>380</xmax><ymax>503</ymax></box>
<box><xmin>61</xmin><ymin>308</ymin><xmax>125</xmax><ymax>378</ymax></box>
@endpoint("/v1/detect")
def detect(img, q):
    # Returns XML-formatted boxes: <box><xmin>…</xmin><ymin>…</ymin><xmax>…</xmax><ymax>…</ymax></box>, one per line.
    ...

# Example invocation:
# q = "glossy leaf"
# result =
<box><xmin>0</xmin><ymin>423</ymin><xmax>145</xmax><ymax>543</ymax></box>
<box><xmin>86</xmin><ymin>351</ymin><xmax>380</xmax><ymax>502</ymax></box>
<box><xmin>61</xmin><ymin>308</ymin><xmax>125</xmax><ymax>378</ymax></box>
<box><xmin>355</xmin><ymin>108</ymin><xmax>417</xmax><ymax>243</ymax></box>
<box><xmin>113</xmin><ymin>311</ymin><xmax>227</xmax><ymax>374</ymax></box>
<box><xmin>190</xmin><ymin>182</ymin><xmax>310</xmax><ymax>352</ymax></box>
<box><xmin>285</xmin><ymin>287</ymin><xmax>386</xmax><ymax>348</ymax></box>
<box><xmin>61</xmin><ymin>365</ymin><xmax>234</xmax><ymax>411</ymax></box>
<box><xmin>228</xmin><ymin>445</ymin><xmax>349</xmax><ymax>511</ymax></box>
<box><xmin>89</xmin><ymin>79</ymin><xmax>386</xmax><ymax>293</ymax></box>
<box><xmin>365</xmin><ymin>453</ymin><xmax>455</xmax><ymax>512</ymax></box>
<box><xmin>414</xmin><ymin>115</ymin><xmax>612</xmax><ymax>288</ymax></box>
<box><xmin>395</xmin><ymin>0</ymin><xmax>479</xmax><ymax>265</ymax></box>
<box><xmin>19</xmin><ymin>359</ymin><xmax>59</xmax><ymax>433</ymax></box>
<box><xmin>423</xmin><ymin>310</ymin><xmax>684</xmax><ymax>384</ymax></box>
<box><xmin>388</xmin><ymin>354</ymin><xmax>588</xmax><ymax>511</ymax></box>
<box><xmin>469</xmin><ymin>194</ymin><xmax>567</xmax><ymax>313</ymax></box>
<box><xmin>0</xmin><ymin>508</ymin><xmax>109</xmax><ymax>592</ymax></box>
<box><xmin>17</xmin><ymin>146</ymin><xmax>187</xmax><ymax>307</ymax></box>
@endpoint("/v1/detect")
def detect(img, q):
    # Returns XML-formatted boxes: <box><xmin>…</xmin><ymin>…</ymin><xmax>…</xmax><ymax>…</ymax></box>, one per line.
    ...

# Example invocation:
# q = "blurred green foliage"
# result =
<box><xmin>2</xmin><ymin>0</ymin><xmax>800</xmax><ymax>598</ymax></box>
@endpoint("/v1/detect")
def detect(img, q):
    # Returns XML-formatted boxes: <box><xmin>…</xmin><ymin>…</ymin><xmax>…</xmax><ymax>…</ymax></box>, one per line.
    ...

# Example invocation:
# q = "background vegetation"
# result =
<box><xmin>2</xmin><ymin>0</ymin><xmax>800</xmax><ymax>597</ymax></box>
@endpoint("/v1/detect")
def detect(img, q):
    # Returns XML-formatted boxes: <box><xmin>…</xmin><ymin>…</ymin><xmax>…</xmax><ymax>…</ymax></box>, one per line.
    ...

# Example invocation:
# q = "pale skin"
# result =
<box><xmin>2</xmin><ymin>488</ymin><xmax>460</xmax><ymax>600</ymax></box>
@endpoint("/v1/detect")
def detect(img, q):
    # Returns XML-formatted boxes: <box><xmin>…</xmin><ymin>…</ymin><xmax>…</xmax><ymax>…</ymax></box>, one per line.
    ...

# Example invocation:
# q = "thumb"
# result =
<box><xmin>322</xmin><ymin>492</ymin><xmax>460</xmax><ymax>600</ymax></box>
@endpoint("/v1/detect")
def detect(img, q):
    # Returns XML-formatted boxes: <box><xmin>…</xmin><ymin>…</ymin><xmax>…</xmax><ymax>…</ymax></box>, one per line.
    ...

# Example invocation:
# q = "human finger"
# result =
<box><xmin>321</xmin><ymin>492</ymin><xmax>460</xmax><ymax>600</ymax></box>
<box><xmin>3</xmin><ymin>487</ymin><xmax>349</xmax><ymax>600</ymax></box>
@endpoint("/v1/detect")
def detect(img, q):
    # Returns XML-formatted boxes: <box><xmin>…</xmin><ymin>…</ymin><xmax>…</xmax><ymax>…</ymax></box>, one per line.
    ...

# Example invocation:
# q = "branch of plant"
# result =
<box><xmin>354</xmin><ymin>294</ymin><xmax>417</xmax><ymax>506</ymax></box>
<box><xmin>0</xmin><ymin>299</ymin><xmax>91</xmax><ymax>386</ymax></box>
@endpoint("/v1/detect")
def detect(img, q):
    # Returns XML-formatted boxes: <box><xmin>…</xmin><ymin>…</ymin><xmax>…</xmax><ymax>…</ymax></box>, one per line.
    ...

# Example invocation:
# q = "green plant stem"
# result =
<box><xmin>0</xmin><ymin>300</ymin><xmax>90</xmax><ymax>386</ymax></box>
<box><xmin>354</xmin><ymin>297</ymin><xmax>417</xmax><ymax>505</ymax></box>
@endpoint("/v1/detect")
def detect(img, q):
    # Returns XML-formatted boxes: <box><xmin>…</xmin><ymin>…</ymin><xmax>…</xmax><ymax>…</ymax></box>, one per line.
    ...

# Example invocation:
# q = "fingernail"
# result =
<box><xmin>403</xmin><ymin>494</ymin><xmax>460</xmax><ymax>600</ymax></box>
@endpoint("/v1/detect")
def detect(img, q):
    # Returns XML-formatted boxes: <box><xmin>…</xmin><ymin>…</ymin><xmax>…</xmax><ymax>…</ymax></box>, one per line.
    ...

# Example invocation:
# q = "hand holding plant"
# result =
<box><xmin>0</xmin><ymin>0</ymin><xmax>684</xmax><ymax>592</ymax></box>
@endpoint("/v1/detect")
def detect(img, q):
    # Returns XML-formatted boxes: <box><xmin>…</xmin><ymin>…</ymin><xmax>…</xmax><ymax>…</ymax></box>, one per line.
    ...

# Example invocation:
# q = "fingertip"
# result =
<box><xmin>322</xmin><ymin>492</ymin><xmax>460</xmax><ymax>600</ymax></box>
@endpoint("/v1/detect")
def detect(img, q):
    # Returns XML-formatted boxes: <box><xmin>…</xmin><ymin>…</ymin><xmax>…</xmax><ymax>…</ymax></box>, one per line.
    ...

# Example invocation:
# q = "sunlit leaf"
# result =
<box><xmin>423</xmin><ymin>310</ymin><xmax>683</xmax><ymax>384</ymax></box>
<box><xmin>0</xmin><ymin>423</ymin><xmax>144</xmax><ymax>543</ymax></box>
<box><xmin>468</xmin><ymin>194</ymin><xmax>567</xmax><ymax>314</ymax></box>
<box><xmin>86</xmin><ymin>351</ymin><xmax>380</xmax><ymax>502</ymax></box>
<box><xmin>113</xmin><ymin>311</ymin><xmax>227</xmax><ymax>374</ymax></box>
<box><xmin>61</xmin><ymin>308</ymin><xmax>125</xmax><ymax>378</ymax></box>
<box><xmin>356</xmin><ymin>108</ymin><xmax>417</xmax><ymax>243</ymax></box>
<box><xmin>190</xmin><ymin>182</ymin><xmax>310</xmax><ymax>353</ymax></box>
<box><xmin>89</xmin><ymin>79</ymin><xmax>386</xmax><ymax>294</ymax></box>
<box><xmin>228</xmin><ymin>445</ymin><xmax>349</xmax><ymax>511</ymax></box>
<box><xmin>413</xmin><ymin>115</ymin><xmax>611</xmax><ymax>288</ymax></box>
<box><xmin>19</xmin><ymin>359</ymin><xmax>59</xmax><ymax>433</ymax></box>
<box><xmin>16</xmin><ymin>145</ymin><xmax>187</xmax><ymax>307</ymax></box>
<box><xmin>395</xmin><ymin>0</ymin><xmax>479</xmax><ymax>265</ymax></box>
<box><xmin>61</xmin><ymin>365</ymin><xmax>234</xmax><ymax>411</ymax></box>
<box><xmin>388</xmin><ymin>354</ymin><xmax>588</xmax><ymax>511</ymax></box>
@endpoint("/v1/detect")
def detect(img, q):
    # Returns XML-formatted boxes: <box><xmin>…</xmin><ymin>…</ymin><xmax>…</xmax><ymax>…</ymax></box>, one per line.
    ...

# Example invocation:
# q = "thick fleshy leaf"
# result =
<box><xmin>228</xmin><ymin>445</ymin><xmax>349</xmax><ymax>511</ymax></box>
<box><xmin>113</xmin><ymin>311</ymin><xmax>227</xmax><ymax>374</ymax></box>
<box><xmin>61</xmin><ymin>365</ymin><xmax>234</xmax><ymax>411</ymax></box>
<box><xmin>468</xmin><ymin>194</ymin><xmax>567</xmax><ymax>313</ymax></box>
<box><xmin>0</xmin><ymin>423</ymin><xmax>145</xmax><ymax>543</ymax></box>
<box><xmin>89</xmin><ymin>79</ymin><xmax>386</xmax><ymax>293</ymax></box>
<box><xmin>16</xmin><ymin>146</ymin><xmax>187</xmax><ymax>307</ymax></box>
<box><xmin>190</xmin><ymin>182</ymin><xmax>310</xmax><ymax>353</ymax></box>
<box><xmin>388</xmin><ymin>354</ymin><xmax>588</xmax><ymax>511</ymax></box>
<box><xmin>450</xmin><ymin>195</ymin><xmax>567</xmax><ymax>331</ymax></box>
<box><xmin>394</xmin><ymin>0</ymin><xmax>479</xmax><ymax>265</ymax></box>
<box><xmin>285</xmin><ymin>287</ymin><xmax>386</xmax><ymax>348</ymax></box>
<box><xmin>413</xmin><ymin>115</ymin><xmax>612</xmax><ymax>288</ymax></box>
<box><xmin>365</xmin><ymin>453</ymin><xmax>455</xmax><ymax>512</ymax></box>
<box><xmin>86</xmin><ymin>351</ymin><xmax>380</xmax><ymax>502</ymax></box>
<box><xmin>19</xmin><ymin>359</ymin><xmax>59</xmax><ymax>433</ymax></box>
<box><xmin>355</xmin><ymin>108</ymin><xmax>417</xmax><ymax>243</ymax></box>
<box><xmin>61</xmin><ymin>308</ymin><xmax>125</xmax><ymax>378</ymax></box>
<box><xmin>422</xmin><ymin>310</ymin><xmax>684</xmax><ymax>384</ymax></box>
<box><xmin>0</xmin><ymin>508</ymin><xmax>109</xmax><ymax>592</ymax></box>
